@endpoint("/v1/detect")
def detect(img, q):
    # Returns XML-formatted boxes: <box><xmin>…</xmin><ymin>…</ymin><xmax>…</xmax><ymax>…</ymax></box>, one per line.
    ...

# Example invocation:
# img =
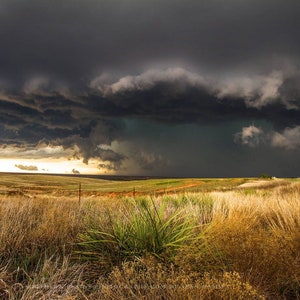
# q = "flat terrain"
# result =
<box><xmin>0</xmin><ymin>173</ymin><xmax>299</xmax><ymax>299</ymax></box>
<box><xmin>0</xmin><ymin>173</ymin><xmax>294</xmax><ymax>198</ymax></box>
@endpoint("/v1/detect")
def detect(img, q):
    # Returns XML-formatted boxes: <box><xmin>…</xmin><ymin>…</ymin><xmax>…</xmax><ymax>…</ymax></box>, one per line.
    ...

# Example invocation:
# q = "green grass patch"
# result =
<box><xmin>76</xmin><ymin>198</ymin><xmax>197</xmax><ymax>264</ymax></box>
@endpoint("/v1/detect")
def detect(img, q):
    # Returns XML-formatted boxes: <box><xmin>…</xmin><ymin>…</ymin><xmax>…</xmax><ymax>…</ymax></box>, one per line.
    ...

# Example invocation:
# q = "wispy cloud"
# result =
<box><xmin>15</xmin><ymin>164</ymin><xmax>38</xmax><ymax>171</ymax></box>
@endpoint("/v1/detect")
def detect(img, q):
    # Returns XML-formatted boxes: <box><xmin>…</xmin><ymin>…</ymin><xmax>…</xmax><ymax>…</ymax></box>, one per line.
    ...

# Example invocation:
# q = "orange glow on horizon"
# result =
<box><xmin>0</xmin><ymin>158</ymin><xmax>104</xmax><ymax>175</ymax></box>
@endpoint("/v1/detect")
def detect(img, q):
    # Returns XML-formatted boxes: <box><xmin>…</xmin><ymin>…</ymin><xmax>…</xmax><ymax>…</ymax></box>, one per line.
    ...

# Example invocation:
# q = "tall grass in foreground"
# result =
<box><xmin>0</xmin><ymin>182</ymin><xmax>299</xmax><ymax>299</ymax></box>
<box><xmin>0</xmin><ymin>198</ymin><xmax>83</xmax><ymax>266</ymax></box>
<box><xmin>76</xmin><ymin>198</ymin><xmax>197</xmax><ymax>265</ymax></box>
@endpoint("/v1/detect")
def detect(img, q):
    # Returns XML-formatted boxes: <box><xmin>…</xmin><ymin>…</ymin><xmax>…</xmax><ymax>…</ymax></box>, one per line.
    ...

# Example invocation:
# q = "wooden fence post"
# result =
<box><xmin>78</xmin><ymin>182</ymin><xmax>82</xmax><ymax>204</ymax></box>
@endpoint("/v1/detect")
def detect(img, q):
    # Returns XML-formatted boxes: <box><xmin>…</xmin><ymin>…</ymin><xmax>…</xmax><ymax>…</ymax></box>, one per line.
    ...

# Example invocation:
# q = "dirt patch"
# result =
<box><xmin>238</xmin><ymin>179</ymin><xmax>283</xmax><ymax>188</ymax></box>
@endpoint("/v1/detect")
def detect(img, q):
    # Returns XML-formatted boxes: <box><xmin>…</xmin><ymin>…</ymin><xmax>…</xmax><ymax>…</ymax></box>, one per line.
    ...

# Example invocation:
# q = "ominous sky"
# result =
<box><xmin>1</xmin><ymin>0</ymin><xmax>300</xmax><ymax>176</ymax></box>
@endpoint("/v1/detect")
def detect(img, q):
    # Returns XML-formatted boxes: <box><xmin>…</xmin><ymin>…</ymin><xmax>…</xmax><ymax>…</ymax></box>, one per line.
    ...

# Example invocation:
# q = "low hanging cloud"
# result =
<box><xmin>271</xmin><ymin>126</ymin><xmax>300</xmax><ymax>150</ymax></box>
<box><xmin>235</xmin><ymin>124</ymin><xmax>300</xmax><ymax>151</ymax></box>
<box><xmin>90</xmin><ymin>66</ymin><xmax>300</xmax><ymax>111</ymax></box>
<box><xmin>234</xmin><ymin>125</ymin><xmax>264</xmax><ymax>147</ymax></box>
<box><xmin>98</xmin><ymin>162</ymin><xmax>122</xmax><ymax>172</ymax></box>
<box><xmin>15</xmin><ymin>164</ymin><xmax>38</xmax><ymax>171</ymax></box>
<box><xmin>134</xmin><ymin>150</ymin><xmax>168</xmax><ymax>171</ymax></box>
<box><xmin>95</xmin><ymin>147</ymin><xmax>126</xmax><ymax>171</ymax></box>
<box><xmin>71</xmin><ymin>168</ymin><xmax>80</xmax><ymax>174</ymax></box>
<box><xmin>91</xmin><ymin>68</ymin><xmax>211</xmax><ymax>95</ymax></box>
<box><xmin>216</xmin><ymin>71</ymin><xmax>284</xmax><ymax>108</ymax></box>
<box><xmin>97</xmin><ymin>67</ymin><xmax>278</xmax><ymax>106</ymax></box>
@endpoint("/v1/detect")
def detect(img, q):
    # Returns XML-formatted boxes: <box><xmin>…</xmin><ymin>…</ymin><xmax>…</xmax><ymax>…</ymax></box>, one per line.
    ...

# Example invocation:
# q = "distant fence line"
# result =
<box><xmin>0</xmin><ymin>183</ymin><xmax>208</xmax><ymax>199</ymax></box>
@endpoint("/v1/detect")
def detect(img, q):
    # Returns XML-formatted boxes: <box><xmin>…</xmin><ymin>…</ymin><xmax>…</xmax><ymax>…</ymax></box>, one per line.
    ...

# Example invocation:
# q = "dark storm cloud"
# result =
<box><xmin>1</xmin><ymin>0</ymin><xmax>300</xmax><ymax>84</ymax></box>
<box><xmin>1</xmin><ymin>0</ymin><xmax>300</xmax><ymax>175</ymax></box>
<box><xmin>88</xmin><ymin>68</ymin><xmax>300</xmax><ymax>129</ymax></box>
<box><xmin>0</xmin><ymin>89</ymin><xmax>126</xmax><ymax>167</ymax></box>
<box><xmin>1</xmin><ymin>66</ymin><xmax>300</xmax><ymax>173</ymax></box>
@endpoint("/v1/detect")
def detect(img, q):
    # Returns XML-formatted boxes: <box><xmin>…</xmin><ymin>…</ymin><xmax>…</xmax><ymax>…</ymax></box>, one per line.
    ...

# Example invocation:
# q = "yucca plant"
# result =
<box><xmin>76</xmin><ymin>198</ymin><xmax>197</xmax><ymax>264</ymax></box>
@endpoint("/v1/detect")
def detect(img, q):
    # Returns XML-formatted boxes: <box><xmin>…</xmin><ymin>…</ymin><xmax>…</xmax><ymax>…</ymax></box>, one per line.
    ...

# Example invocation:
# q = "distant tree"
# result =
<box><xmin>259</xmin><ymin>173</ymin><xmax>272</xmax><ymax>179</ymax></box>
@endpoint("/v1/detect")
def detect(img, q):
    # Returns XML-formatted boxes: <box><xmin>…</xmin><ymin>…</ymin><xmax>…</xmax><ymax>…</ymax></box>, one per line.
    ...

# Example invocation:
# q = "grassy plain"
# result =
<box><xmin>0</xmin><ymin>173</ymin><xmax>299</xmax><ymax>299</ymax></box>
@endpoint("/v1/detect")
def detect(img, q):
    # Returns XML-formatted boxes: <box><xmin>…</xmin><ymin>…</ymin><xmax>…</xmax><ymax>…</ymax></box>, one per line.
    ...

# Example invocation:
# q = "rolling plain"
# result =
<box><xmin>0</xmin><ymin>173</ymin><xmax>299</xmax><ymax>299</ymax></box>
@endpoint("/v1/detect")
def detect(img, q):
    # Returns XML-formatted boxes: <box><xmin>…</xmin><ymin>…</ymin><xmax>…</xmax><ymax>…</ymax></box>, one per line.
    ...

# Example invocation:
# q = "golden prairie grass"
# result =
<box><xmin>0</xmin><ymin>180</ymin><xmax>299</xmax><ymax>299</ymax></box>
<box><xmin>177</xmin><ymin>185</ymin><xmax>300</xmax><ymax>299</ymax></box>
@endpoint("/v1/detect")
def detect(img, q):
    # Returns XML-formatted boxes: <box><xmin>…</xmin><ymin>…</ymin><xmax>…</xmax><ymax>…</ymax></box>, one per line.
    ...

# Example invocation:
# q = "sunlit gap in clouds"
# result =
<box><xmin>0</xmin><ymin>158</ymin><xmax>102</xmax><ymax>174</ymax></box>
<box><xmin>0</xmin><ymin>144</ymin><xmax>107</xmax><ymax>174</ymax></box>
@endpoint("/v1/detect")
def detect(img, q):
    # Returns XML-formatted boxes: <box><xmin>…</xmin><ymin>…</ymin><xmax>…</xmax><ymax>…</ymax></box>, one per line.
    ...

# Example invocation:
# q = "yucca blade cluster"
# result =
<box><xmin>76</xmin><ymin>198</ymin><xmax>196</xmax><ymax>263</ymax></box>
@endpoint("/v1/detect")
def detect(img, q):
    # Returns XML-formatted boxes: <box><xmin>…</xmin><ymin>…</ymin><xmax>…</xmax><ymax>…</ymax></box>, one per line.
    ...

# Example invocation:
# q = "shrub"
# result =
<box><xmin>93</xmin><ymin>257</ymin><xmax>265</xmax><ymax>300</ymax></box>
<box><xmin>259</xmin><ymin>174</ymin><xmax>272</xmax><ymax>179</ymax></box>
<box><xmin>76</xmin><ymin>198</ymin><xmax>197</xmax><ymax>265</ymax></box>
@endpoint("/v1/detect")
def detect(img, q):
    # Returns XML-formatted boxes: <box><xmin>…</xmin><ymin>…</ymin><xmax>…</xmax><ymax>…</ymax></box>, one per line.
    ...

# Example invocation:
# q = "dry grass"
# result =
<box><xmin>0</xmin><ymin>179</ymin><xmax>299</xmax><ymax>299</ymax></box>
<box><xmin>0</xmin><ymin>198</ymin><xmax>82</xmax><ymax>260</ymax></box>
<box><xmin>93</xmin><ymin>257</ymin><xmax>264</xmax><ymax>300</ymax></box>
<box><xmin>177</xmin><ymin>184</ymin><xmax>300</xmax><ymax>299</ymax></box>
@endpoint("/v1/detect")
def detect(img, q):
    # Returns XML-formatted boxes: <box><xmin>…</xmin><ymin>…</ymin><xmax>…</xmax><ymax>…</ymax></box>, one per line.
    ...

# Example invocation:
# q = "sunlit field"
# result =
<box><xmin>0</xmin><ymin>174</ymin><xmax>299</xmax><ymax>299</ymax></box>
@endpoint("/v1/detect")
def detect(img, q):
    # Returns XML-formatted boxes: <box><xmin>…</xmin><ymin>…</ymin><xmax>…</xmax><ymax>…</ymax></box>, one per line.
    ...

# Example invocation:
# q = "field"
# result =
<box><xmin>0</xmin><ymin>173</ymin><xmax>299</xmax><ymax>299</ymax></box>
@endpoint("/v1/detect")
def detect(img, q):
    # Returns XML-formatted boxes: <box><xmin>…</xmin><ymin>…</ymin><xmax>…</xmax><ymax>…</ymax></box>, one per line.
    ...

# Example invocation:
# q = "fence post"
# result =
<box><xmin>78</xmin><ymin>182</ymin><xmax>82</xmax><ymax>204</ymax></box>
<box><xmin>133</xmin><ymin>187</ymin><xmax>136</xmax><ymax>197</ymax></box>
